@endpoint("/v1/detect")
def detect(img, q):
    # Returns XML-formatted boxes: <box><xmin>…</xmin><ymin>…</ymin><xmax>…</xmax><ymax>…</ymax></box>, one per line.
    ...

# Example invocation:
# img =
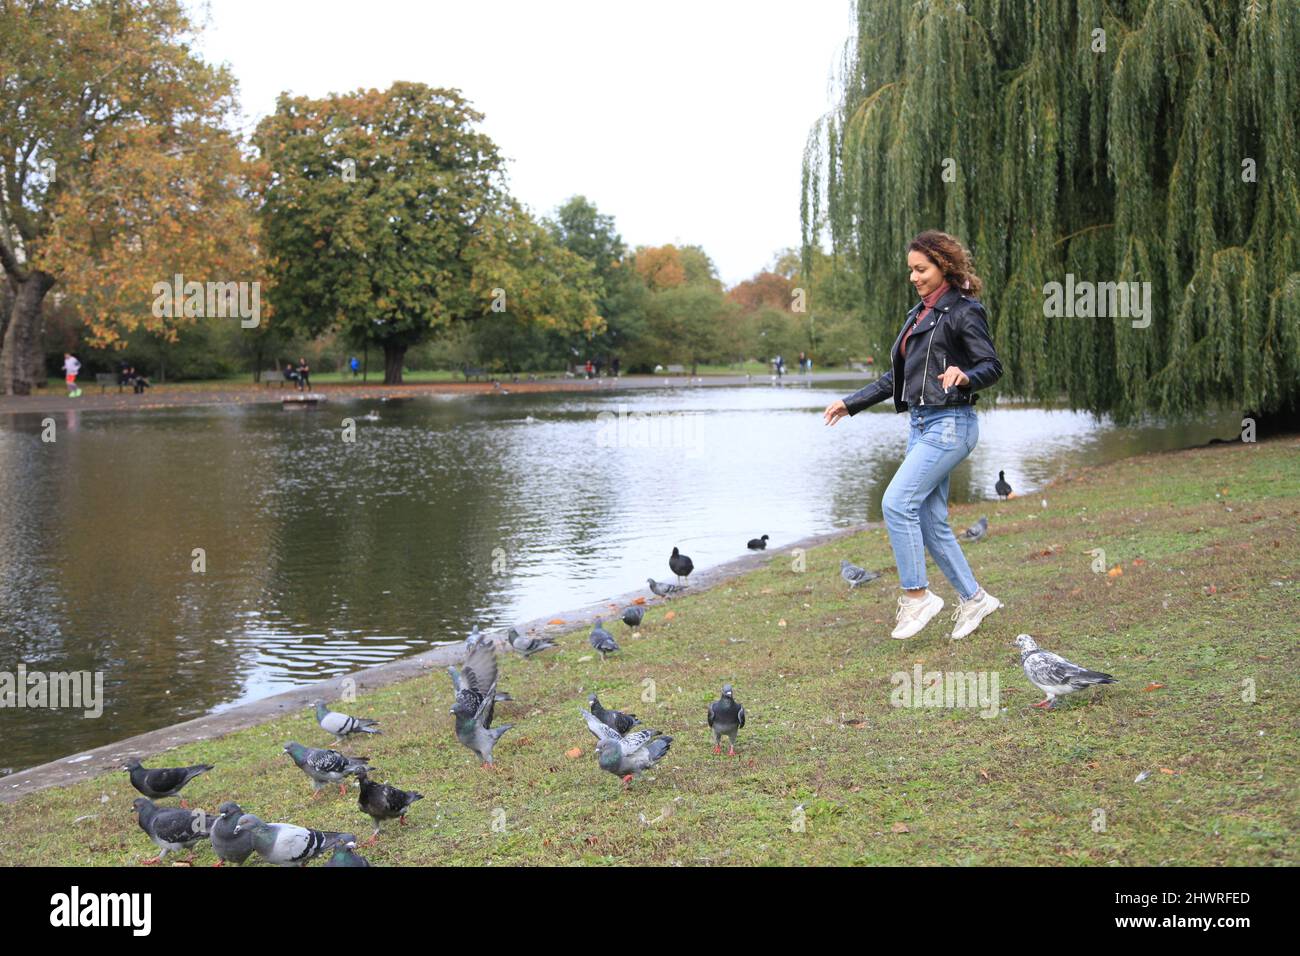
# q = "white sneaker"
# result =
<box><xmin>891</xmin><ymin>590</ymin><xmax>945</xmax><ymax>639</ymax></box>
<box><xmin>950</xmin><ymin>589</ymin><xmax>1003</xmax><ymax>639</ymax></box>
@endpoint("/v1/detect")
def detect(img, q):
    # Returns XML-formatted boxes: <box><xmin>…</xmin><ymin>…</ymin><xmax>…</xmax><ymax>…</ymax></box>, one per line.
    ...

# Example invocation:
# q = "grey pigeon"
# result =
<box><xmin>131</xmin><ymin>797</ymin><xmax>214</xmax><ymax>864</ymax></box>
<box><xmin>324</xmin><ymin>840</ymin><xmax>372</xmax><ymax>867</ymax></box>
<box><xmin>708</xmin><ymin>684</ymin><xmax>746</xmax><ymax>756</ymax></box>
<box><xmin>840</xmin><ymin>559</ymin><xmax>881</xmax><ymax>589</ymax></box>
<box><xmin>210</xmin><ymin>800</ymin><xmax>255</xmax><ymax>866</ymax></box>
<box><xmin>124</xmin><ymin>758</ymin><xmax>213</xmax><ymax>803</ymax></box>
<box><xmin>282</xmin><ymin>741</ymin><xmax>371</xmax><ymax>797</ymax></box>
<box><xmin>960</xmin><ymin>516</ymin><xmax>989</xmax><ymax>542</ymax></box>
<box><xmin>589</xmin><ymin>618</ymin><xmax>620</xmax><ymax>659</ymax></box>
<box><xmin>621</xmin><ymin>605</ymin><xmax>644</xmax><ymax>628</ymax></box>
<box><xmin>588</xmin><ymin>692</ymin><xmax>640</xmax><ymax>735</ymax></box>
<box><xmin>444</xmin><ymin>658</ymin><xmax>509</xmax><ymax>702</ymax></box>
<box><xmin>448</xmin><ymin>639</ymin><xmax>513</xmax><ymax>766</ymax></box>
<box><xmin>233</xmin><ymin>813</ymin><xmax>354</xmax><ymax>867</ymax></box>
<box><xmin>747</xmin><ymin>534</ymin><xmax>769</xmax><ymax>550</ymax></box>
<box><xmin>312</xmin><ymin>699</ymin><xmax>381</xmax><ymax>742</ymax></box>
<box><xmin>1015</xmin><ymin>634</ymin><xmax>1118</xmax><ymax>709</ymax></box>
<box><xmin>995</xmin><ymin>471</ymin><xmax>1012</xmax><ymax>499</ymax></box>
<box><xmin>647</xmin><ymin>577</ymin><xmax>684</xmax><ymax>597</ymax></box>
<box><xmin>507</xmin><ymin>626</ymin><xmax>557</xmax><ymax>659</ymax></box>
<box><xmin>669</xmin><ymin>546</ymin><xmax>694</xmax><ymax>585</ymax></box>
<box><xmin>580</xmin><ymin>709</ymin><xmax>673</xmax><ymax>786</ymax></box>
<box><xmin>357</xmin><ymin>770</ymin><xmax>423</xmax><ymax>842</ymax></box>
<box><xmin>465</xmin><ymin>624</ymin><xmax>484</xmax><ymax>648</ymax></box>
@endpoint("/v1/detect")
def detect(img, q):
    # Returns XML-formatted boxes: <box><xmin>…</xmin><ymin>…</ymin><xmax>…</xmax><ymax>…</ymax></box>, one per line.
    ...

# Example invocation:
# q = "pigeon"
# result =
<box><xmin>356</xmin><ymin>770</ymin><xmax>423</xmax><ymax>843</ymax></box>
<box><xmin>447</xmin><ymin>654</ymin><xmax>514</xmax><ymax>702</ymax></box>
<box><xmin>708</xmin><ymin>684</ymin><xmax>746</xmax><ymax>756</ymax></box>
<box><xmin>669</xmin><ymin>546</ymin><xmax>694</xmax><ymax>585</ymax></box>
<box><xmin>465</xmin><ymin>624</ymin><xmax>484</xmax><ymax>648</ymax></box>
<box><xmin>507</xmin><ymin>626</ymin><xmax>557</xmax><ymax>659</ymax></box>
<box><xmin>324</xmin><ymin>841</ymin><xmax>372</xmax><ymax>867</ymax></box>
<box><xmin>621</xmin><ymin>605</ymin><xmax>644</xmax><ymax>628</ymax></box>
<box><xmin>995</xmin><ymin>471</ymin><xmax>1012</xmax><ymax>499</ymax></box>
<box><xmin>589</xmin><ymin>618</ymin><xmax>620</xmax><ymax>659</ymax></box>
<box><xmin>588</xmin><ymin>693</ymin><xmax>640</xmax><ymax>735</ymax></box>
<box><xmin>448</xmin><ymin>639</ymin><xmax>513</xmax><ymax>767</ymax></box>
<box><xmin>960</xmin><ymin>516</ymin><xmax>989</xmax><ymax>542</ymax></box>
<box><xmin>1014</xmin><ymin>634</ymin><xmax>1118</xmax><ymax>709</ymax></box>
<box><xmin>131</xmin><ymin>797</ymin><xmax>214</xmax><ymax>864</ymax></box>
<box><xmin>233</xmin><ymin>813</ymin><xmax>354</xmax><ymax>867</ymax></box>
<box><xmin>580</xmin><ymin>709</ymin><xmax>673</xmax><ymax>786</ymax></box>
<box><xmin>282</xmin><ymin>741</ymin><xmax>371</xmax><ymax>797</ymax></box>
<box><xmin>747</xmin><ymin>534</ymin><xmax>769</xmax><ymax>551</ymax></box>
<box><xmin>840</xmin><ymin>559</ymin><xmax>881</xmax><ymax>589</ymax></box>
<box><xmin>124</xmin><ymin>758</ymin><xmax>213</xmax><ymax>804</ymax></box>
<box><xmin>647</xmin><ymin>578</ymin><xmax>684</xmax><ymax>597</ymax></box>
<box><xmin>312</xmin><ymin>699</ymin><xmax>381</xmax><ymax>742</ymax></box>
<box><xmin>210</xmin><ymin>801</ymin><xmax>255</xmax><ymax>866</ymax></box>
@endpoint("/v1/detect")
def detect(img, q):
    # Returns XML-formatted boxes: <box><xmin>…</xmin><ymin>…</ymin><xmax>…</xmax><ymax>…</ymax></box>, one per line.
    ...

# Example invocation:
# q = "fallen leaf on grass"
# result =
<box><xmin>1143</xmin><ymin>682</ymin><xmax>1165</xmax><ymax>692</ymax></box>
<box><xmin>777</xmin><ymin>619</ymin><xmax>787</xmax><ymax>627</ymax></box>
<box><xmin>1131</xmin><ymin>558</ymin><xmax>1146</xmax><ymax>566</ymax></box>
<box><xmin>1159</xmin><ymin>767</ymin><xmax>1176</xmax><ymax>775</ymax></box>
<box><xmin>1107</xmin><ymin>565</ymin><xmax>1124</xmax><ymax>578</ymax></box>
<box><xmin>891</xmin><ymin>822</ymin><xmax>910</xmax><ymax>834</ymax></box>
<box><xmin>632</xmin><ymin>596</ymin><xmax>646</xmax><ymax>605</ymax></box>
<box><xmin>664</xmin><ymin>610</ymin><xmax>676</xmax><ymax>621</ymax></box>
<box><xmin>978</xmin><ymin>769</ymin><xmax>990</xmax><ymax>781</ymax></box>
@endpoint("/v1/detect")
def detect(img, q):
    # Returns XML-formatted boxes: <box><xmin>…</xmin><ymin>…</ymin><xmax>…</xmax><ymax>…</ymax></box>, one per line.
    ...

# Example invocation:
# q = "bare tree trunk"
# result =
<box><xmin>2</xmin><ymin>271</ymin><xmax>55</xmax><ymax>395</ymax></box>
<box><xmin>382</xmin><ymin>343</ymin><xmax>405</xmax><ymax>385</ymax></box>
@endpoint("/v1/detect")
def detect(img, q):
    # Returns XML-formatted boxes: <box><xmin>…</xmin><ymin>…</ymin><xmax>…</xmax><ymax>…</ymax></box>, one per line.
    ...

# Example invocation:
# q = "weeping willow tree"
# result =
<box><xmin>803</xmin><ymin>0</ymin><xmax>1299</xmax><ymax>426</ymax></box>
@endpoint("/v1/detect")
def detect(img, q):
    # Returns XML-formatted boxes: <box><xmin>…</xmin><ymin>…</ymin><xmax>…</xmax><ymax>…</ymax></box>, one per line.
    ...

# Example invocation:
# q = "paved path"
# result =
<box><xmin>0</xmin><ymin>370</ymin><xmax>875</xmax><ymax>417</ymax></box>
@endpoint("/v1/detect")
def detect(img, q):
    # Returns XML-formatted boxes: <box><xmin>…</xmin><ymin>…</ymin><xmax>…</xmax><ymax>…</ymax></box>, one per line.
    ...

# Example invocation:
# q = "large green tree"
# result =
<box><xmin>0</xmin><ymin>0</ymin><xmax>252</xmax><ymax>394</ymax></box>
<box><xmin>804</xmin><ymin>0</ymin><xmax>1299</xmax><ymax>426</ymax></box>
<box><xmin>255</xmin><ymin>83</ymin><xmax>508</xmax><ymax>384</ymax></box>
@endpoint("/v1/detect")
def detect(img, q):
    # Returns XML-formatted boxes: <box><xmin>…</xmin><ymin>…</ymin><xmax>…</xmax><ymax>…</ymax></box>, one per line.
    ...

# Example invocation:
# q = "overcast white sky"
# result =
<box><xmin>192</xmin><ymin>0</ymin><xmax>853</xmax><ymax>286</ymax></box>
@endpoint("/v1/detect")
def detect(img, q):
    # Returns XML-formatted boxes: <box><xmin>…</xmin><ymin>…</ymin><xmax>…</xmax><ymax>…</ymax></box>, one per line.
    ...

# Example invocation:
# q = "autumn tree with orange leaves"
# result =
<box><xmin>0</xmin><ymin>0</ymin><xmax>257</xmax><ymax>394</ymax></box>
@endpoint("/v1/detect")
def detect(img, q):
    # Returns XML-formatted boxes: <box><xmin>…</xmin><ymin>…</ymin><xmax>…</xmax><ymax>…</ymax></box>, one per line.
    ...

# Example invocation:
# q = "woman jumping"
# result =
<box><xmin>824</xmin><ymin>230</ymin><xmax>1004</xmax><ymax>641</ymax></box>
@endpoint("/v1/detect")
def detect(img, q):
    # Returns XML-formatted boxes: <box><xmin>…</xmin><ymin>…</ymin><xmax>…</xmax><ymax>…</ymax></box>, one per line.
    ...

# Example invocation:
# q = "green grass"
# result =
<box><xmin>1</xmin><ymin>438</ymin><xmax>1296</xmax><ymax>866</ymax></box>
<box><xmin>45</xmin><ymin>361</ymin><xmax>847</xmax><ymax>392</ymax></box>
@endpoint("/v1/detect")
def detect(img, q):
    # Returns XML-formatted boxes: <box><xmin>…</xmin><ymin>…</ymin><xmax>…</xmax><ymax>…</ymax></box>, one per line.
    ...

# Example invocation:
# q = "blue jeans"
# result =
<box><xmin>881</xmin><ymin>405</ymin><xmax>980</xmax><ymax>600</ymax></box>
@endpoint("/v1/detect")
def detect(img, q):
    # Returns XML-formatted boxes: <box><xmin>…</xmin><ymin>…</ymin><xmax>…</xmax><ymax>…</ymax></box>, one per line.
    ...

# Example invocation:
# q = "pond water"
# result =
<box><xmin>0</xmin><ymin>381</ymin><xmax>1239</xmax><ymax>772</ymax></box>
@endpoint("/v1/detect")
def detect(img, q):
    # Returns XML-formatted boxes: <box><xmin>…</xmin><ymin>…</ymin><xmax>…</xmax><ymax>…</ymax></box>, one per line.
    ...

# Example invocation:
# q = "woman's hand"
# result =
<box><xmin>823</xmin><ymin>399</ymin><xmax>849</xmax><ymax>426</ymax></box>
<box><xmin>937</xmin><ymin>366</ymin><xmax>970</xmax><ymax>390</ymax></box>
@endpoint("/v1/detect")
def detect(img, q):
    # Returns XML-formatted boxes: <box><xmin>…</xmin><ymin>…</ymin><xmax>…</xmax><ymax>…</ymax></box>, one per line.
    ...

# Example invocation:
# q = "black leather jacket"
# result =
<box><xmin>843</xmin><ymin>286</ymin><xmax>1002</xmax><ymax>415</ymax></box>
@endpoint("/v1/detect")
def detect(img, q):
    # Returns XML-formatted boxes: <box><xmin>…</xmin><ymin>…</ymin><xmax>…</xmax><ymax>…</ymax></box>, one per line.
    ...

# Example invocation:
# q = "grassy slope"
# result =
<box><xmin>2</xmin><ymin>439</ymin><xmax>1296</xmax><ymax>866</ymax></box>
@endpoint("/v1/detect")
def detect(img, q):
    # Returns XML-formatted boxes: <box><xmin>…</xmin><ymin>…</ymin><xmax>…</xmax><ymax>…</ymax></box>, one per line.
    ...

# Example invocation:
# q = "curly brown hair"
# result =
<box><xmin>906</xmin><ymin>230</ymin><xmax>983</xmax><ymax>297</ymax></box>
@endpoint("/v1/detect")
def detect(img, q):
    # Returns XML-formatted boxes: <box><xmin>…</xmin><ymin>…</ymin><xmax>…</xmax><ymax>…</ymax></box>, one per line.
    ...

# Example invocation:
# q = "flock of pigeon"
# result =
<box><xmin>124</xmin><ymin>470</ymin><xmax>1119</xmax><ymax>865</ymax></box>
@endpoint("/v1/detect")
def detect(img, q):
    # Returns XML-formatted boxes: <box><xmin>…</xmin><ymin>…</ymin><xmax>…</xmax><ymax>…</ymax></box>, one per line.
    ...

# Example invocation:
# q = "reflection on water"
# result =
<box><xmin>0</xmin><ymin>384</ymin><xmax>1239</xmax><ymax>771</ymax></box>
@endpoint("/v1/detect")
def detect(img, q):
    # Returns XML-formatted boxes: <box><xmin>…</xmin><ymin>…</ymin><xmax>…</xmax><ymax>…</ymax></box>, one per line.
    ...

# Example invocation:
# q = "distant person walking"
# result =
<box><xmin>62</xmin><ymin>353</ymin><xmax>81</xmax><ymax>397</ymax></box>
<box><xmin>349</xmin><ymin>356</ymin><xmax>361</xmax><ymax>377</ymax></box>
<box><xmin>823</xmin><ymin>230</ymin><xmax>1004</xmax><ymax>641</ymax></box>
<box><xmin>296</xmin><ymin>357</ymin><xmax>311</xmax><ymax>391</ymax></box>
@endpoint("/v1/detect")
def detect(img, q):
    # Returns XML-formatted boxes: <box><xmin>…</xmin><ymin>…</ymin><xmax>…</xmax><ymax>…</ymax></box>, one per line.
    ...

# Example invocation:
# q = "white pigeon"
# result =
<box><xmin>1014</xmin><ymin>634</ymin><xmax>1118</xmax><ymax>709</ymax></box>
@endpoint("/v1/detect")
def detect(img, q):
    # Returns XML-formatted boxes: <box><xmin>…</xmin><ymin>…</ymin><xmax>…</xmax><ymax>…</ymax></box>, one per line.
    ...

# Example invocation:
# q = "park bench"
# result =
<box><xmin>461</xmin><ymin>365</ymin><xmax>487</xmax><ymax>381</ymax></box>
<box><xmin>664</xmin><ymin>364</ymin><xmax>686</xmax><ymax>374</ymax></box>
<box><xmin>95</xmin><ymin>373</ymin><xmax>123</xmax><ymax>393</ymax></box>
<box><xmin>261</xmin><ymin>370</ymin><xmax>287</xmax><ymax>387</ymax></box>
